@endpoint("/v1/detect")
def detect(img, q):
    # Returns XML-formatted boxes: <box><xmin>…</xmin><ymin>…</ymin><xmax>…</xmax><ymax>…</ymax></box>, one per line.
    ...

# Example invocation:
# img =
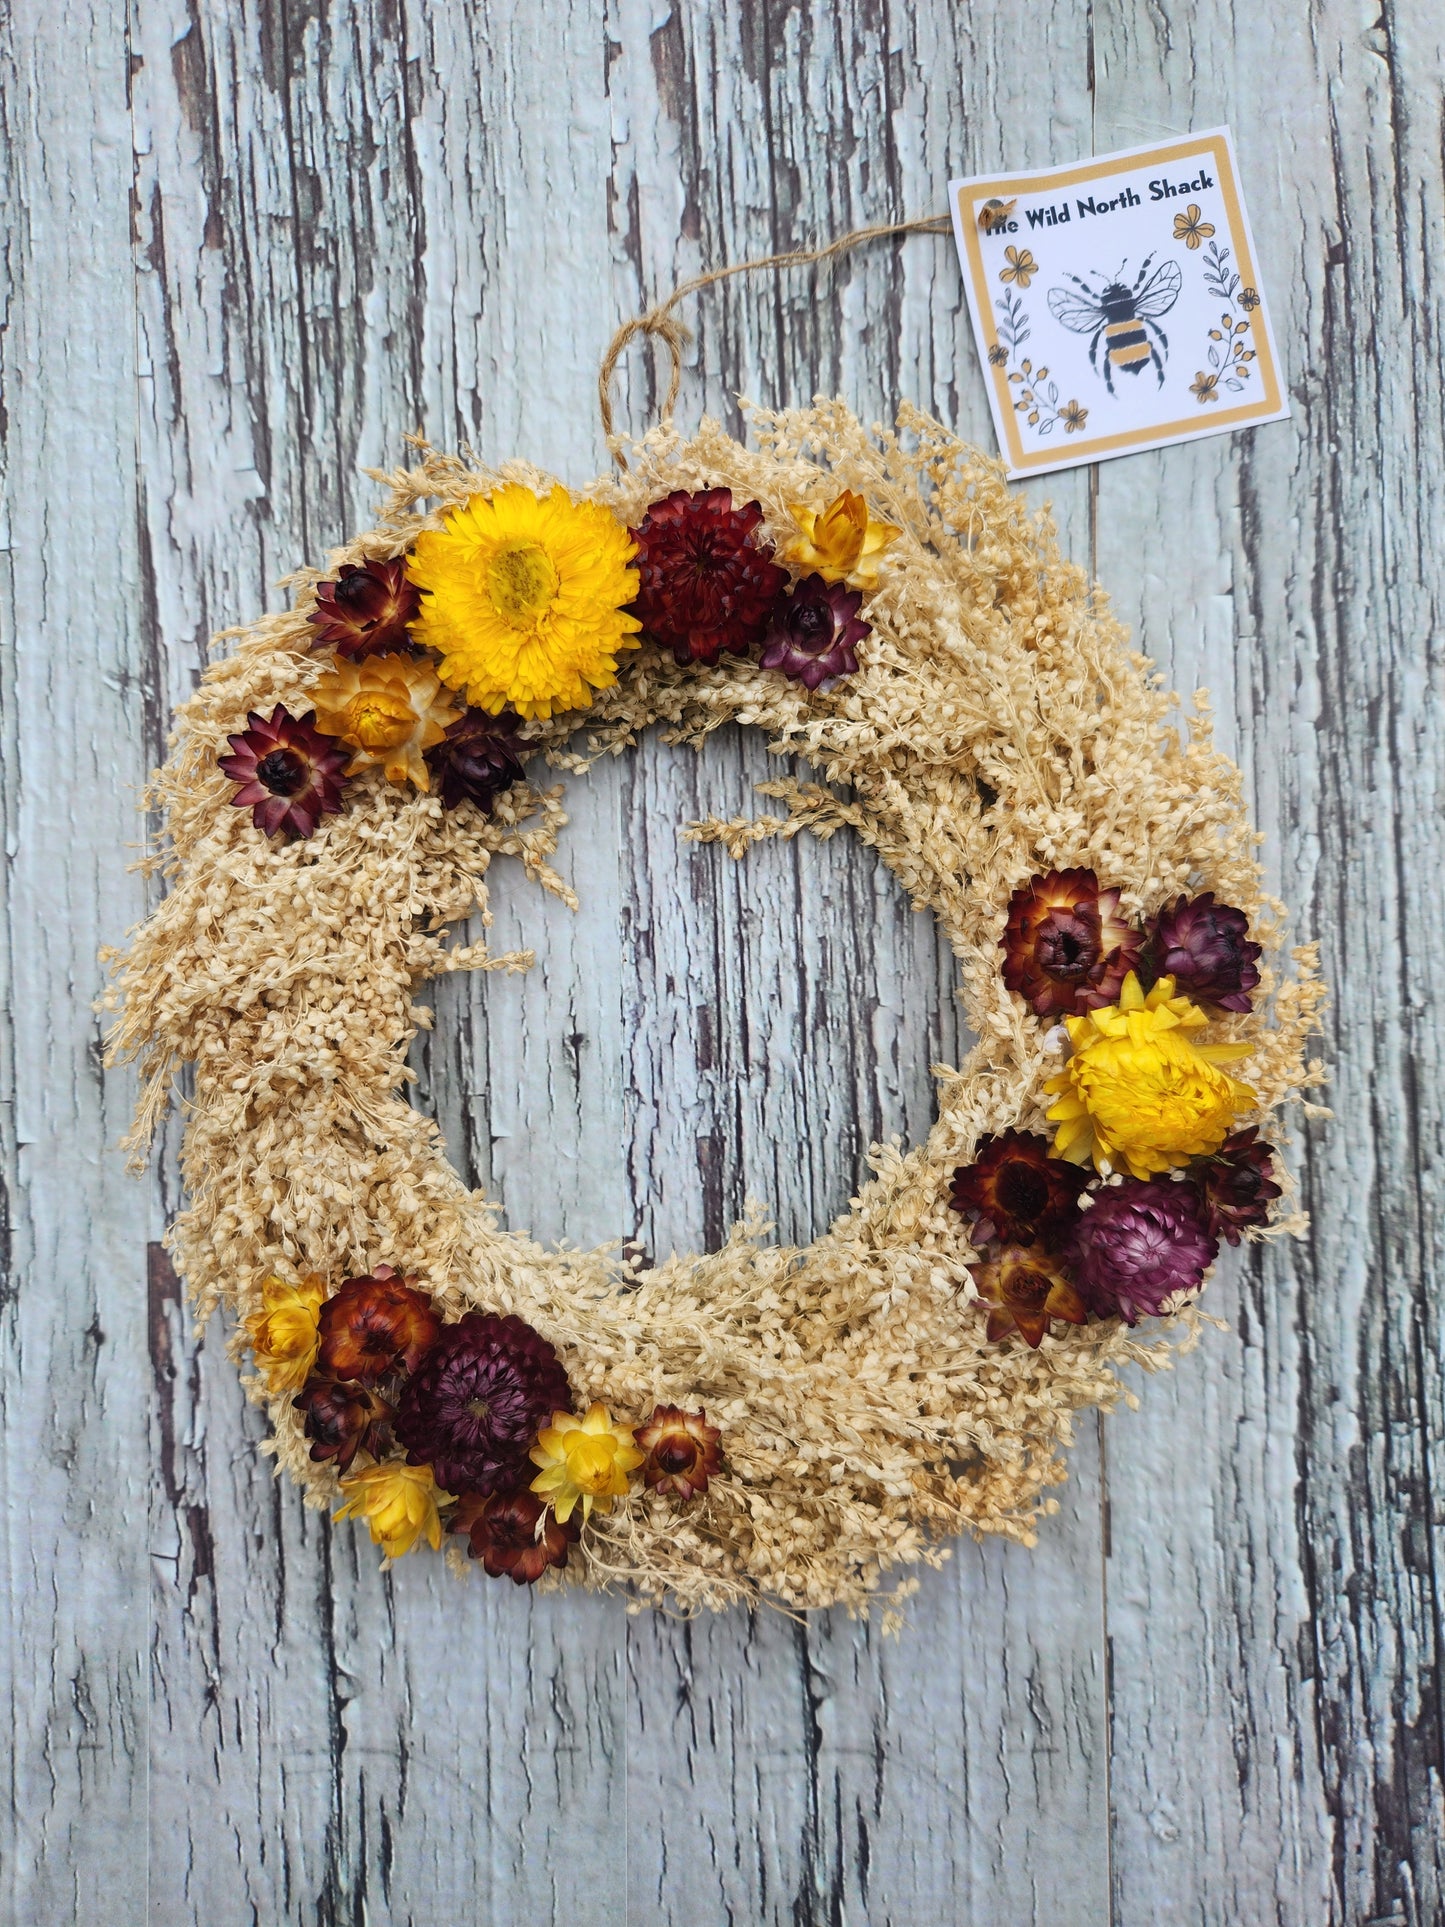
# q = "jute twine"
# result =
<box><xmin>107</xmin><ymin>225</ymin><xmax>1325</xmax><ymax>1620</ymax></box>
<box><xmin>597</xmin><ymin>215</ymin><xmax>953</xmax><ymax>457</ymax></box>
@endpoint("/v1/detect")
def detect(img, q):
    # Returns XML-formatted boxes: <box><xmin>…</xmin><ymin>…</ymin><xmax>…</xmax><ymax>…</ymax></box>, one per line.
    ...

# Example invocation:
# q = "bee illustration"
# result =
<box><xmin>1046</xmin><ymin>253</ymin><xmax>1183</xmax><ymax>394</ymax></box>
<box><xmin>977</xmin><ymin>197</ymin><xmax>1018</xmax><ymax>233</ymax></box>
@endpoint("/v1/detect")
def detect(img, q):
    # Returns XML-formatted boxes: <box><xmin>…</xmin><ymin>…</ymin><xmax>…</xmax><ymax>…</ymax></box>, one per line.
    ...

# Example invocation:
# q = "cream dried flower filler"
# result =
<box><xmin>105</xmin><ymin>225</ymin><xmax>1325</xmax><ymax>1618</ymax></box>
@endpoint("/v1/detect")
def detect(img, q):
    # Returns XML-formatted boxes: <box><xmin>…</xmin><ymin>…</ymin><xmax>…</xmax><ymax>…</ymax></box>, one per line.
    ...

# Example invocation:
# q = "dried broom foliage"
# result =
<box><xmin>105</xmin><ymin>402</ymin><xmax>1326</xmax><ymax>1618</ymax></box>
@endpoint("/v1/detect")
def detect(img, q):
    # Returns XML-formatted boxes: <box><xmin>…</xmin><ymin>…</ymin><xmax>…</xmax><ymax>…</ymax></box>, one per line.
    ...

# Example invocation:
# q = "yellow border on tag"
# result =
<box><xmin>956</xmin><ymin>132</ymin><xmax>1283</xmax><ymax>471</ymax></box>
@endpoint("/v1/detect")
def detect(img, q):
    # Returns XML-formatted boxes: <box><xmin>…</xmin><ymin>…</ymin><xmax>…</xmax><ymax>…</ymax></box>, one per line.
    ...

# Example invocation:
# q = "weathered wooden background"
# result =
<box><xmin>2</xmin><ymin>0</ymin><xmax>1442</xmax><ymax>1920</ymax></box>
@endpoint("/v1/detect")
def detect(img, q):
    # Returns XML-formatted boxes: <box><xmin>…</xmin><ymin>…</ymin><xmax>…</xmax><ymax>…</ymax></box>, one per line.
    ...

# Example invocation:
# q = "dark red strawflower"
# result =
<box><xmin>315</xmin><ymin>1266</ymin><xmax>441</xmax><ymax>1385</ymax></box>
<box><xmin>218</xmin><ymin>704</ymin><xmax>350</xmax><ymax>841</ymax></box>
<box><xmin>294</xmin><ymin>1376</ymin><xmax>393</xmax><ymax>1471</ymax></box>
<box><xmin>950</xmin><ymin>1129</ymin><xmax>1089</xmax><ymax>1248</ymax></box>
<box><xmin>759</xmin><ymin>575</ymin><xmax>869</xmax><ymax>689</ymax></box>
<box><xmin>309</xmin><ymin>557</ymin><xmax>421</xmax><ymax>659</ymax></box>
<box><xmin>968</xmin><ymin>1243</ymin><xmax>1087</xmax><ymax>1348</ymax></box>
<box><xmin>1000</xmin><ymin>868</ymin><xmax>1143</xmax><ymax>1017</ymax></box>
<box><xmin>1188</xmin><ymin>1128</ymin><xmax>1281</xmax><ymax>1243</ymax></box>
<box><xmin>634</xmin><ymin>1404</ymin><xmax>724</xmax><ymax>1500</ymax></box>
<box><xmin>451</xmin><ymin>1489</ymin><xmax>579</xmax><ymax>1583</ymax></box>
<box><xmin>629</xmin><ymin>487</ymin><xmax>788</xmax><ymax>666</ymax></box>
<box><xmin>394</xmin><ymin>1311</ymin><xmax>572</xmax><ymax>1496</ymax></box>
<box><xmin>425</xmin><ymin>708</ymin><xmax>528</xmax><ymax>814</ymax></box>
<box><xmin>1064</xmin><ymin>1179</ymin><xmax>1218</xmax><ymax>1326</ymax></box>
<box><xmin>1142</xmin><ymin>892</ymin><xmax>1262</xmax><ymax>1012</ymax></box>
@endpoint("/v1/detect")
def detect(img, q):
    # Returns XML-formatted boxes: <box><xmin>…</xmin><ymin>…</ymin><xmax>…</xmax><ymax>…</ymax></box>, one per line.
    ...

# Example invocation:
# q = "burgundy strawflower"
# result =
<box><xmin>451</xmin><ymin>1489</ymin><xmax>579</xmax><ymax>1583</ymax></box>
<box><xmin>759</xmin><ymin>575</ymin><xmax>869</xmax><ymax>689</ymax></box>
<box><xmin>315</xmin><ymin>1266</ymin><xmax>441</xmax><ymax>1385</ymax></box>
<box><xmin>1000</xmin><ymin>868</ymin><xmax>1143</xmax><ymax>1017</ymax></box>
<box><xmin>425</xmin><ymin>708</ymin><xmax>528</xmax><ymax>814</ymax></box>
<box><xmin>294</xmin><ymin>1376</ymin><xmax>393</xmax><ymax>1471</ymax></box>
<box><xmin>309</xmin><ymin>557</ymin><xmax>421</xmax><ymax>659</ymax></box>
<box><xmin>634</xmin><ymin>1405</ymin><xmax>724</xmax><ymax>1500</ymax></box>
<box><xmin>968</xmin><ymin>1243</ymin><xmax>1087</xmax><ymax>1348</ymax></box>
<box><xmin>1064</xmin><ymin>1179</ymin><xmax>1219</xmax><ymax>1325</ymax></box>
<box><xmin>218</xmin><ymin>705</ymin><xmax>350</xmax><ymax>841</ymax></box>
<box><xmin>629</xmin><ymin>488</ymin><xmax>788</xmax><ymax>666</ymax></box>
<box><xmin>1188</xmin><ymin>1128</ymin><xmax>1281</xmax><ymax>1243</ymax></box>
<box><xmin>394</xmin><ymin>1311</ymin><xmax>572</xmax><ymax>1496</ymax></box>
<box><xmin>950</xmin><ymin>1129</ymin><xmax>1089</xmax><ymax>1248</ymax></box>
<box><xmin>1142</xmin><ymin>892</ymin><xmax>1262</xmax><ymax>1011</ymax></box>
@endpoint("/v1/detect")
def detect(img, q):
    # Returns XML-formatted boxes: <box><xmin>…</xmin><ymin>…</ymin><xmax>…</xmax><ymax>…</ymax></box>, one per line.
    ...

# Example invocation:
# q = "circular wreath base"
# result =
<box><xmin>109</xmin><ymin>400</ymin><xmax>1323</xmax><ymax>1617</ymax></box>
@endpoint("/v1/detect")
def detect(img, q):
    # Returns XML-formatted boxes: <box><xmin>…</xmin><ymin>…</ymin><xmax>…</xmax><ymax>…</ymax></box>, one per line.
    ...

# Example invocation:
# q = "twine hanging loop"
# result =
<box><xmin>597</xmin><ymin>214</ymin><xmax>952</xmax><ymax>464</ymax></box>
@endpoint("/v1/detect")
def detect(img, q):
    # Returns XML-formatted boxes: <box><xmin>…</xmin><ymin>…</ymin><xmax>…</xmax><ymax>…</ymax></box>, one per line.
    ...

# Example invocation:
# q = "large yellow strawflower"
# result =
<box><xmin>1045</xmin><ymin>971</ymin><xmax>1256</xmax><ymax>1178</ymax></box>
<box><xmin>529</xmin><ymin>1401</ymin><xmax>645</xmax><ymax>1524</ymax></box>
<box><xmin>333</xmin><ymin>1461</ymin><xmax>446</xmax><ymax>1563</ymax></box>
<box><xmin>310</xmin><ymin>653</ymin><xmax>461</xmax><ymax>789</ymax></box>
<box><xmin>406</xmin><ymin>484</ymin><xmax>641</xmax><ymax>720</ymax></box>
<box><xmin>244</xmin><ymin>1273</ymin><xmax>325</xmax><ymax>1393</ymax></box>
<box><xmin>784</xmin><ymin>488</ymin><xmax>900</xmax><ymax>589</ymax></box>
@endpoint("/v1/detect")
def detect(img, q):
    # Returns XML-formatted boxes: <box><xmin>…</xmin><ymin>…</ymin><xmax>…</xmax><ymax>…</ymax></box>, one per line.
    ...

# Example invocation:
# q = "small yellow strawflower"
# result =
<box><xmin>529</xmin><ymin>1401</ymin><xmax>645</xmax><ymax>1525</ymax></box>
<box><xmin>333</xmin><ymin>1460</ymin><xmax>446</xmax><ymax>1563</ymax></box>
<box><xmin>311</xmin><ymin>653</ymin><xmax>461</xmax><ymax>790</ymax></box>
<box><xmin>784</xmin><ymin>489</ymin><xmax>900</xmax><ymax>589</ymax></box>
<box><xmin>1045</xmin><ymin>971</ymin><xmax>1256</xmax><ymax>1179</ymax></box>
<box><xmin>406</xmin><ymin>483</ymin><xmax>641</xmax><ymax>720</ymax></box>
<box><xmin>244</xmin><ymin>1273</ymin><xmax>325</xmax><ymax>1393</ymax></box>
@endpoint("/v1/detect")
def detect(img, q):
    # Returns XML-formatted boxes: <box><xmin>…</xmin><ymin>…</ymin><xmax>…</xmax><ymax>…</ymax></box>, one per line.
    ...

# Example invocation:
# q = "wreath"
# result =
<box><xmin>107</xmin><ymin>395</ymin><xmax>1325</xmax><ymax>1619</ymax></box>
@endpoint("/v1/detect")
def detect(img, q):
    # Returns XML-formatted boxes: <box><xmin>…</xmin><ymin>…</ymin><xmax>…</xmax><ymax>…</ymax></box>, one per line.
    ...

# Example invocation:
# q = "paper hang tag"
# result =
<box><xmin>950</xmin><ymin>128</ymin><xmax>1288</xmax><ymax>478</ymax></box>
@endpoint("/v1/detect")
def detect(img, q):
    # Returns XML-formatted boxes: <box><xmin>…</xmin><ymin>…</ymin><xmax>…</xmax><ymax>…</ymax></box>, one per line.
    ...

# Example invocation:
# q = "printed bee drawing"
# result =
<box><xmin>977</xmin><ymin>197</ymin><xmax>1018</xmax><ymax>233</ymax></box>
<box><xmin>1046</xmin><ymin>253</ymin><xmax>1183</xmax><ymax>395</ymax></box>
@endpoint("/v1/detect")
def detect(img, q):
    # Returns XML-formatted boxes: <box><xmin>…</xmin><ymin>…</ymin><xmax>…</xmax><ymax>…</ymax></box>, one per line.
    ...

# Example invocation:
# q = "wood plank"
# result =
<box><xmin>1091</xmin><ymin>3</ymin><xmax>1445</xmax><ymax>1920</ymax></box>
<box><xmin>8</xmin><ymin>0</ymin><xmax>1437</xmax><ymax>1917</ymax></box>
<box><xmin>0</xmin><ymin>3</ymin><xmax>151</xmax><ymax>1920</ymax></box>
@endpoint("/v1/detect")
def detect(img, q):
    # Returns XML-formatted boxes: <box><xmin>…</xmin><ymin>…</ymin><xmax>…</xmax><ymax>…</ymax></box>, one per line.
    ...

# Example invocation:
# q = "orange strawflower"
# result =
<box><xmin>310</xmin><ymin>654</ymin><xmax>461</xmax><ymax>789</ymax></box>
<box><xmin>784</xmin><ymin>489</ymin><xmax>900</xmax><ymax>589</ymax></box>
<box><xmin>244</xmin><ymin>1273</ymin><xmax>325</xmax><ymax>1392</ymax></box>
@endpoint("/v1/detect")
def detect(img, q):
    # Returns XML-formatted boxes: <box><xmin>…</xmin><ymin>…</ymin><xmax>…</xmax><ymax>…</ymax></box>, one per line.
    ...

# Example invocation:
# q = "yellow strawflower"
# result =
<box><xmin>333</xmin><ymin>1460</ymin><xmax>446</xmax><ymax>1562</ymax></box>
<box><xmin>244</xmin><ymin>1273</ymin><xmax>325</xmax><ymax>1393</ymax></box>
<box><xmin>310</xmin><ymin>654</ymin><xmax>461</xmax><ymax>790</ymax></box>
<box><xmin>784</xmin><ymin>489</ymin><xmax>900</xmax><ymax>589</ymax></box>
<box><xmin>529</xmin><ymin>1401</ymin><xmax>645</xmax><ymax>1524</ymax></box>
<box><xmin>406</xmin><ymin>484</ymin><xmax>641</xmax><ymax>720</ymax></box>
<box><xmin>1045</xmin><ymin>971</ymin><xmax>1256</xmax><ymax>1179</ymax></box>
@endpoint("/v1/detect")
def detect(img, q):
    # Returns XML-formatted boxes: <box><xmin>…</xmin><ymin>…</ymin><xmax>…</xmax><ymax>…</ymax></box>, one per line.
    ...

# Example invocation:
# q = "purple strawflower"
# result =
<box><xmin>394</xmin><ymin>1312</ymin><xmax>572</xmax><ymax>1496</ymax></box>
<box><xmin>425</xmin><ymin>708</ymin><xmax>528</xmax><ymax>814</ymax></box>
<box><xmin>1189</xmin><ymin>1128</ymin><xmax>1281</xmax><ymax>1244</ymax></box>
<box><xmin>1143</xmin><ymin>892</ymin><xmax>1262</xmax><ymax>1011</ymax></box>
<box><xmin>1064</xmin><ymin>1178</ymin><xmax>1219</xmax><ymax>1325</ymax></box>
<box><xmin>760</xmin><ymin>574</ymin><xmax>869</xmax><ymax>689</ymax></box>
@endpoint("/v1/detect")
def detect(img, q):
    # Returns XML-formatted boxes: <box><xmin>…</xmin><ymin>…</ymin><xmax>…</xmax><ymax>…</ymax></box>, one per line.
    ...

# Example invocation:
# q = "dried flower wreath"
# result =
<box><xmin>106</xmin><ymin>235</ymin><xmax>1325</xmax><ymax>1620</ymax></box>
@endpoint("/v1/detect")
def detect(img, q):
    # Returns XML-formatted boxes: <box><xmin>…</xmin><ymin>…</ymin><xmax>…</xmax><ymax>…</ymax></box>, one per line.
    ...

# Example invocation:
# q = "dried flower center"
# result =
<box><xmin>335</xmin><ymin>573</ymin><xmax>381</xmax><ymax>612</ymax></box>
<box><xmin>467</xmin><ymin>1397</ymin><xmax>491</xmax><ymax>1423</ymax></box>
<box><xmin>815</xmin><ymin>499</ymin><xmax>866</xmax><ymax>567</ymax></box>
<box><xmin>1003</xmin><ymin>1266</ymin><xmax>1052</xmax><ymax>1311</ymax></box>
<box><xmin>654</xmin><ymin>1436</ymin><xmax>697</xmax><ymax>1475</ymax></box>
<box><xmin>1037</xmin><ymin>906</ymin><xmax>1101</xmax><ymax>981</ymax></box>
<box><xmin>258</xmin><ymin>1309</ymin><xmax>314</xmax><ymax>1355</ymax></box>
<box><xmin>489</xmin><ymin>1507</ymin><xmax>530</xmax><ymax>1552</ymax></box>
<box><xmin>345</xmin><ymin>692</ymin><xmax>416</xmax><ymax>749</ymax></box>
<box><xmin>996</xmin><ymin>1163</ymin><xmax>1050</xmax><ymax>1221</ymax></box>
<box><xmin>487</xmin><ymin>541</ymin><xmax>559</xmax><ymax>627</ymax></box>
<box><xmin>566</xmin><ymin>1434</ymin><xmax>620</xmax><ymax>1494</ymax></box>
<box><xmin>792</xmin><ymin>601</ymin><xmax>832</xmax><ymax>646</ymax></box>
<box><xmin>255</xmin><ymin>746</ymin><xmax>308</xmax><ymax>795</ymax></box>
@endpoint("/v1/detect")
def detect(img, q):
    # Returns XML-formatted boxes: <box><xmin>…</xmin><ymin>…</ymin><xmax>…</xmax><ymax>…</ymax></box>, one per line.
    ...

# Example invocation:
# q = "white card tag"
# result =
<box><xmin>950</xmin><ymin>128</ymin><xmax>1288</xmax><ymax>477</ymax></box>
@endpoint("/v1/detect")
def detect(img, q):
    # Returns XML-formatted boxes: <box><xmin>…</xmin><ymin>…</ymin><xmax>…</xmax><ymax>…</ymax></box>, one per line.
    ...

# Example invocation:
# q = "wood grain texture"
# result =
<box><xmin>0</xmin><ymin>0</ymin><xmax>1440</xmax><ymax>1920</ymax></box>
